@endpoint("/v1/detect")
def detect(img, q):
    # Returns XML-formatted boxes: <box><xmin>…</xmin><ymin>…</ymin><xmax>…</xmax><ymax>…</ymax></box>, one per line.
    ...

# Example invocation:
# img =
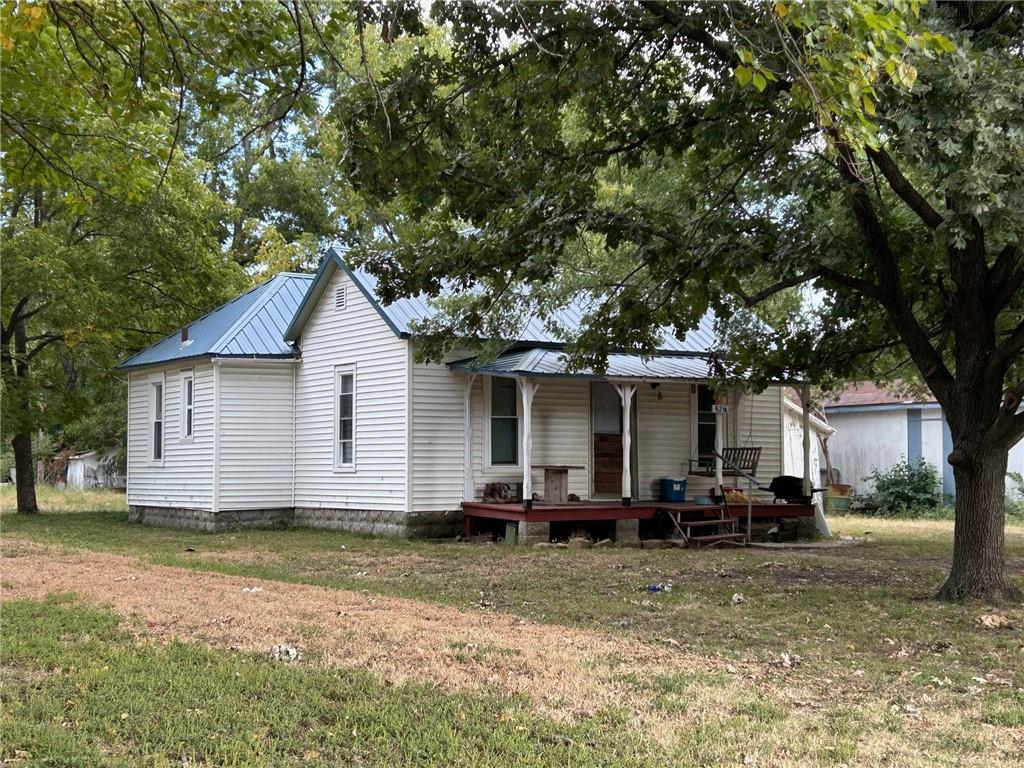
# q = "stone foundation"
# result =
<box><xmin>128</xmin><ymin>505</ymin><xmax>291</xmax><ymax>532</ymax></box>
<box><xmin>517</xmin><ymin>520</ymin><xmax>550</xmax><ymax>545</ymax></box>
<box><xmin>293</xmin><ymin>507</ymin><xmax>462</xmax><ymax>538</ymax></box>
<box><xmin>128</xmin><ymin>504</ymin><xmax>462</xmax><ymax>538</ymax></box>
<box><xmin>614</xmin><ymin>518</ymin><xmax>641</xmax><ymax>545</ymax></box>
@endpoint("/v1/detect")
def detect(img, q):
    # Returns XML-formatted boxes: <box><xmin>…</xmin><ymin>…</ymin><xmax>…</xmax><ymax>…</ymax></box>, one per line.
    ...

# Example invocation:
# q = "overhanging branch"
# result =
<box><xmin>866</xmin><ymin>147</ymin><xmax>943</xmax><ymax>230</ymax></box>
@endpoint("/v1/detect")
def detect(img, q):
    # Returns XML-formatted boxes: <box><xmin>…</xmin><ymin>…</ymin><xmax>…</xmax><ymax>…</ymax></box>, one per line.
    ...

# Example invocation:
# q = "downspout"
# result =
<box><xmin>405</xmin><ymin>343</ymin><xmax>414</xmax><ymax>516</ymax></box>
<box><xmin>463</xmin><ymin>373</ymin><xmax>478</xmax><ymax>501</ymax></box>
<box><xmin>291</xmin><ymin>361</ymin><xmax>297</xmax><ymax>510</ymax></box>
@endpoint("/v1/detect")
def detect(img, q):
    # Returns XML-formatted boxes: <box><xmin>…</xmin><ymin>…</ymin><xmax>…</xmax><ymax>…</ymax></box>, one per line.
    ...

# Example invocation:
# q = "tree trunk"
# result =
<box><xmin>7</xmin><ymin>304</ymin><xmax>39</xmax><ymax>513</ymax></box>
<box><xmin>937</xmin><ymin>444</ymin><xmax>1021</xmax><ymax>602</ymax></box>
<box><xmin>11</xmin><ymin>432</ymin><xmax>38</xmax><ymax>513</ymax></box>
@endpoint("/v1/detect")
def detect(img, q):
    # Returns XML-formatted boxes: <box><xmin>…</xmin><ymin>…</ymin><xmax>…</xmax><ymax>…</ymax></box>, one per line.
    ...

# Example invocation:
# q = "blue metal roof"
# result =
<box><xmin>448</xmin><ymin>347</ymin><xmax>717</xmax><ymax>380</ymax></box>
<box><xmin>286</xmin><ymin>247</ymin><xmax>721</xmax><ymax>354</ymax></box>
<box><xmin>118</xmin><ymin>272</ymin><xmax>314</xmax><ymax>370</ymax></box>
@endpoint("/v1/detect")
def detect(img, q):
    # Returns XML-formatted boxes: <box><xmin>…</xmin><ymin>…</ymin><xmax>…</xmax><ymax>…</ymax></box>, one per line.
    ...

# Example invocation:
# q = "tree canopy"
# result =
<box><xmin>4</xmin><ymin>0</ymin><xmax>1022</xmax><ymax>601</ymax></box>
<box><xmin>328</xmin><ymin>0</ymin><xmax>1024</xmax><ymax>600</ymax></box>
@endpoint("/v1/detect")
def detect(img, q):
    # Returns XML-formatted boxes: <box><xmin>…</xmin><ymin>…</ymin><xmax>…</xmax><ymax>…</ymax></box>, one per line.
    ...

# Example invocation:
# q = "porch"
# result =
<box><xmin>450</xmin><ymin>346</ymin><xmax>828</xmax><ymax>545</ymax></box>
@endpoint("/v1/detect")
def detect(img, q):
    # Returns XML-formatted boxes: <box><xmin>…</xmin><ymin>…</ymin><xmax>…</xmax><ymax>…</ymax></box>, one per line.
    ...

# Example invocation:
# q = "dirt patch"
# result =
<box><xmin>0</xmin><ymin>545</ymin><xmax>743</xmax><ymax>725</ymax></box>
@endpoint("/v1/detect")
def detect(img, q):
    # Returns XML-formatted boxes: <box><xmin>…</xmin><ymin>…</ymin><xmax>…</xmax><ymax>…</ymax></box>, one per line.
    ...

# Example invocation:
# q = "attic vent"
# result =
<box><xmin>335</xmin><ymin>285</ymin><xmax>347</xmax><ymax>311</ymax></box>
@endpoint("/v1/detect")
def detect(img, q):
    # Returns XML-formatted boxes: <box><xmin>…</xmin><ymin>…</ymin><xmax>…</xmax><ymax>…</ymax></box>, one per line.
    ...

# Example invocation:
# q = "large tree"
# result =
<box><xmin>332</xmin><ymin>1</ymin><xmax>1024</xmax><ymax>601</ymax></box>
<box><xmin>0</xmin><ymin>1</ymin><xmax>334</xmax><ymax>510</ymax></box>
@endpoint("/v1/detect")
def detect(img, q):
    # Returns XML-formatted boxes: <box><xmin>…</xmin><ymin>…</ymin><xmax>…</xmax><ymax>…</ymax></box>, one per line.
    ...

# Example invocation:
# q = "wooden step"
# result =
<box><xmin>687</xmin><ymin>532</ymin><xmax>747</xmax><ymax>548</ymax></box>
<box><xmin>681</xmin><ymin>518</ymin><xmax>738</xmax><ymax>529</ymax></box>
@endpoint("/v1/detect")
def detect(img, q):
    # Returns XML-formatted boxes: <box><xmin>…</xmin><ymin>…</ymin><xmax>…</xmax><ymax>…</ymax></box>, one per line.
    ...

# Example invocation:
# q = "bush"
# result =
<box><xmin>1007</xmin><ymin>472</ymin><xmax>1024</xmax><ymax>523</ymax></box>
<box><xmin>857</xmin><ymin>457</ymin><xmax>941</xmax><ymax>516</ymax></box>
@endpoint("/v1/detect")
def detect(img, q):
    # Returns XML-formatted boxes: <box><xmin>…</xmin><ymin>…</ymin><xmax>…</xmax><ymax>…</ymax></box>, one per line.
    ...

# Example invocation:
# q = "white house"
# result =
<box><xmin>120</xmin><ymin>248</ymin><xmax>827</xmax><ymax>541</ymax></box>
<box><xmin>823</xmin><ymin>382</ymin><xmax>1024</xmax><ymax>499</ymax></box>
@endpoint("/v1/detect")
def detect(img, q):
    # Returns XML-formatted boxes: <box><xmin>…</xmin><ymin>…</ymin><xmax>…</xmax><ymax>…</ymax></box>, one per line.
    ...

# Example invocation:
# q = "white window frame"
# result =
<box><xmin>180</xmin><ymin>370</ymin><xmax>194</xmax><ymax>442</ymax></box>
<box><xmin>690</xmin><ymin>383</ymin><xmax>722</xmax><ymax>469</ymax></box>
<box><xmin>149</xmin><ymin>373</ymin><xmax>165</xmax><ymax>465</ymax></box>
<box><xmin>334</xmin><ymin>364</ymin><xmax>356</xmax><ymax>472</ymax></box>
<box><xmin>483</xmin><ymin>375</ymin><xmax>522</xmax><ymax>470</ymax></box>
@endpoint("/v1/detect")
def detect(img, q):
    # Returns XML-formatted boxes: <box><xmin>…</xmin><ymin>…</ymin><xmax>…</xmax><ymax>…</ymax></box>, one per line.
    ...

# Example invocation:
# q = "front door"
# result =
<box><xmin>591</xmin><ymin>382</ymin><xmax>638</xmax><ymax>497</ymax></box>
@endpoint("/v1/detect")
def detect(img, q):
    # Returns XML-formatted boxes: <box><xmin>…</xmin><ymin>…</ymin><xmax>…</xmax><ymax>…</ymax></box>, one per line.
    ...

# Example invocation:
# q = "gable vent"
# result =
<box><xmin>335</xmin><ymin>285</ymin><xmax>347</xmax><ymax>311</ymax></box>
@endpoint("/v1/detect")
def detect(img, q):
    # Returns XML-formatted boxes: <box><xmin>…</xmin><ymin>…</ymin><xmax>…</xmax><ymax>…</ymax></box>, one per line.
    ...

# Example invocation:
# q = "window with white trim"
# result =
<box><xmin>151</xmin><ymin>380</ymin><xmax>164</xmax><ymax>461</ymax></box>
<box><xmin>489</xmin><ymin>377</ymin><xmax>519</xmax><ymax>465</ymax></box>
<box><xmin>336</xmin><ymin>369</ymin><xmax>355</xmax><ymax>468</ymax></box>
<box><xmin>181</xmin><ymin>371</ymin><xmax>194</xmax><ymax>439</ymax></box>
<box><xmin>695</xmin><ymin>384</ymin><xmax>717</xmax><ymax>469</ymax></box>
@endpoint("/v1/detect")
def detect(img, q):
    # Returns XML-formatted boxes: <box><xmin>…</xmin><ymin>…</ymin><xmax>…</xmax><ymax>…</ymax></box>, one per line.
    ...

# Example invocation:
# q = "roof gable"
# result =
<box><xmin>286</xmin><ymin>247</ymin><xmax>721</xmax><ymax>355</ymax></box>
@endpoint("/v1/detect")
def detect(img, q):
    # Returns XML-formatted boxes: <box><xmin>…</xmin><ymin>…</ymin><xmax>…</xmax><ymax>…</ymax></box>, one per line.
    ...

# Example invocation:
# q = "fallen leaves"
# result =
<box><xmin>976</xmin><ymin>614</ymin><xmax>1014</xmax><ymax>630</ymax></box>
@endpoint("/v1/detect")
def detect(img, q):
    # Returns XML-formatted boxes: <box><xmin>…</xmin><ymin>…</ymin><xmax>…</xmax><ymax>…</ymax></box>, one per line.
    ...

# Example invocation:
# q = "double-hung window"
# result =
<box><xmin>336</xmin><ymin>368</ymin><xmax>355</xmax><ymax>468</ymax></box>
<box><xmin>181</xmin><ymin>372</ymin><xmax>194</xmax><ymax>440</ymax></box>
<box><xmin>489</xmin><ymin>377</ymin><xmax>519</xmax><ymax>466</ymax></box>
<box><xmin>151</xmin><ymin>380</ymin><xmax>164</xmax><ymax>461</ymax></box>
<box><xmin>695</xmin><ymin>384</ymin><xmax>717</xmax><ymax>469</ymax></box>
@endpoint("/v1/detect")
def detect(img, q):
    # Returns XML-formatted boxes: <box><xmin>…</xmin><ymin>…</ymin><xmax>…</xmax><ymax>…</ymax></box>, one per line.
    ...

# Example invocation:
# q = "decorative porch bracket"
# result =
<box><xmin>518</xmin><ymin>378</ymin><xmax>539</xmax><ymax>508</ymax></box>
<box><xmin>613</xmin><ymin>383</ymin><xmax>638</xmax><ymax>506</ymax></box>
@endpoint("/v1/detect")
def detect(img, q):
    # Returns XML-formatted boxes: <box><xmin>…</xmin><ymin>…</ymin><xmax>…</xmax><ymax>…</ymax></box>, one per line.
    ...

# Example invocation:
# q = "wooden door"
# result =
<box><xmin>591</xmin><ymin>382</ymin><xmax>638</xmax><ymax>497</ymax></box>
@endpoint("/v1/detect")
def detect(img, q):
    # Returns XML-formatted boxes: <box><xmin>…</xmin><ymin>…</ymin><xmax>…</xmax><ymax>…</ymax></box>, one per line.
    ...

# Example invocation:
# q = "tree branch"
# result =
<box><xmin>989</xmin><ymin>318</ymin><xmax>1024</xmax><ymax>378</ymax></box>
<box><xmin>638</xmin><ymin>1</ymin><xmax>735</xmax><ymax>62</ymax></box>
<box><xmin>865</xmin><ymin>147</ymin><xmax>944</xmax><ymax>229</ymax></box>
<box><xmin>834</xmin><ymin>140</ymin><xmax>954</xmax><ymax>398</ymax></box>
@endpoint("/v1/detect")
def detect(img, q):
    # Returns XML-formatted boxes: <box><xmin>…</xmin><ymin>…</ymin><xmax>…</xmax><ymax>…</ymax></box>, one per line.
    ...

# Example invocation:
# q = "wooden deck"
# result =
<box><xmin>461</xmin><ymin>499</ymin><xmax>815</xmax><ymax>525</ymax></box>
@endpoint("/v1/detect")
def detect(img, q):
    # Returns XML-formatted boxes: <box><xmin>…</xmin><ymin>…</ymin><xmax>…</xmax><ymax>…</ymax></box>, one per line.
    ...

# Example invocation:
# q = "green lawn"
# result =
<box><xmin>2</xmin><ymin>486</ymin><xmax>1023</xmax><ymax>766</ymax></box>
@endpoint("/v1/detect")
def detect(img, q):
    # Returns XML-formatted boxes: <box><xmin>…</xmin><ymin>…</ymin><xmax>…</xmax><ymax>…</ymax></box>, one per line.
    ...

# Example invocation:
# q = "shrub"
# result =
<box><xmin>1007</xmin><ymin>472</ymin><xmax>1024</xmax><ymax>523</ymax></box>
<box><xmin>857</xmin><ymin>457</ymin><xmax>941</xmax><ymax>516</ymax></box>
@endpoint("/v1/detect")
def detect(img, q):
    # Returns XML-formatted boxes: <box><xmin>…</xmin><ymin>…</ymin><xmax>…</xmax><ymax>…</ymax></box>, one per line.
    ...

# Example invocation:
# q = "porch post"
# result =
<box><xmin>614</xmin><ymin>383</ymin><xmax>638</xmax><ymax>506</ymax></box>
<box><xmin>714</xmin><ymin>389</ymin><xmax>725</xmax><ymax>498</ymax></box>
<box><xmin>518</xmin><ymin>378</ymin><xmax>539</xmax><ymax>508</ymax></box>
<box><xmin>801</xmin><ymin>381</ymin><xmax>812</xmax><ymax>498</ymax></box>
<box><xmin>463</xmin><ymin>373</ymin><xmax>478</xmax><ymax>501</ymax></box>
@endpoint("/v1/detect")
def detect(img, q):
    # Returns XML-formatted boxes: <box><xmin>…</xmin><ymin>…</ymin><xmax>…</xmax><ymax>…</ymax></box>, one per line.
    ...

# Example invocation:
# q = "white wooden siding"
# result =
<box><xmin>637</xmin><ymin>383</ymin><xmax>690</xmax><ymax>499</ymax></box>
<box><xmin>736</xmin><ymin>387</ymin><xmax>784</xmax><ymax>483</ymax></box>
<box><xmin>217</xmin><ymin>363</ymin><xmax>295</xmax><ymax>510</ymax></box>
<box><xmin>127</xmin><ymin>363</ymin><xmax>215</xmax><ymax>509</ymax></box>
<box><xmin>410</xmin><ymin>360</ymin><xmax>466</xmax><ymax>512</ymax></box>
<box><xmin>293</xmin><ymin>270</ymin><xmax>409</xmax><ymax>512</ymax></box>
<box><xmin>468</xmin><ymin>377</ymin><xmax>591</xmax><ymax>502</ymax></box>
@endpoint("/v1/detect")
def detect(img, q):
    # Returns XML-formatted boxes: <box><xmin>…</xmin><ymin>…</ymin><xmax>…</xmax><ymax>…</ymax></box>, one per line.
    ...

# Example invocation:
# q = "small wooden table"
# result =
<box><xmin>532</xmin><ymin>464</ymin><xmax>585</xmax><ymax>503</ymax></box>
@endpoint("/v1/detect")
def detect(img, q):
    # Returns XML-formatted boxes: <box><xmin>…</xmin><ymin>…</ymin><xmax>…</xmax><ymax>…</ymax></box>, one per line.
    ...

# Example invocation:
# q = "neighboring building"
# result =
<box><xmin>66</xmin><ymin>449</ymin><xmax>124</xmax><ymax>489</ymax></box>
<box><xmin>119</xmin><ymin>248</ymin><xmax>828</xmax><ymax>539</ymax></box>
<box><xmin>823</xmin><ymin>382</ymin><xmax>1024</xmax><ymax>498</ymax></box>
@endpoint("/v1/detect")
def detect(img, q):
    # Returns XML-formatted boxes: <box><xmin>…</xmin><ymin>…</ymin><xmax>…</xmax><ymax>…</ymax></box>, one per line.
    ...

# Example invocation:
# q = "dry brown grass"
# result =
<box><xmin>1</xmin><ymin>545</ymin><xmax>746</xmax><ymax>730</ymax></box>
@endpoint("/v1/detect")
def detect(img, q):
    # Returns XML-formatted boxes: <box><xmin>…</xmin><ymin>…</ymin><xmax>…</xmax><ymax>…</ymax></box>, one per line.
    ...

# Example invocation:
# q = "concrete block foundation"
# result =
<box><xmin>517</xmin><ymin>520</ymin><xmax>551</xmax><ymax>545</ymax></box>
<box><xmin>614</xmin><ymin>518</ymin><xmax>641</xmax><ymax>545</ymax></box>
<box><xmin>128</xmin><ymin>505</ymin><xmax>462</xmax><ymax>538</ymax></box>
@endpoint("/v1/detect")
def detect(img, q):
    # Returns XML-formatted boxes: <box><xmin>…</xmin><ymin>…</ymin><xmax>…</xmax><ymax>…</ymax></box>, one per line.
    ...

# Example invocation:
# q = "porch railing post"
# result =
<box><xmin>614</xmin><ymin>383</ymin><xmax>638</xmax><ymax>506</ymax></box>
<box><xmin>518</xmin><ymin>378</ymin><xmax>538</xmax><ymax>509</ymax></box>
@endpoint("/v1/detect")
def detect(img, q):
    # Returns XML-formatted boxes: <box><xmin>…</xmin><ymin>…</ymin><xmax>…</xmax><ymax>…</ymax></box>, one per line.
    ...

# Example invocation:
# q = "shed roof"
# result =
<box><xmin>118</xmin><ymin>272</ymin><xmax>313</xmax><ymax>370</ymax></box>
<box><xmin>285</xmin><ymin>247</ymin><xmax>721</xmax><ymax>354</ymax></box>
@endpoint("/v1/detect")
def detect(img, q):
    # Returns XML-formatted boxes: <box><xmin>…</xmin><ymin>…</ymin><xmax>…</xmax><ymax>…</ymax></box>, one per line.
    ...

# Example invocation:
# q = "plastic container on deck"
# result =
<box><xmin>659</xmin><ymin>478</ymin><xmax>687</xmax><ymax>502</ymax></box>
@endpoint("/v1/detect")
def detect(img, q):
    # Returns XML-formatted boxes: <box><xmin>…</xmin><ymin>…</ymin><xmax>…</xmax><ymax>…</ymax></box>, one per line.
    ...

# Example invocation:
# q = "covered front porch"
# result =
<box><xmin>451</xmin><ymin>347</ymin><xmax>826</xmax><ymax>545</ymax></box>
